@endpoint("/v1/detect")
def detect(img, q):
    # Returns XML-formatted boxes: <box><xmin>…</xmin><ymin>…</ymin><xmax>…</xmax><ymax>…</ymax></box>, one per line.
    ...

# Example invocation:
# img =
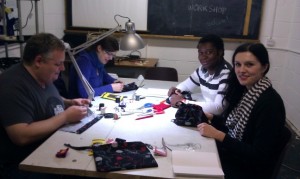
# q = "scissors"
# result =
<box><xmin>153</xmin><ymin>138</ymin><xmax>171</xmax><ymax>156</ymax></box>
<box><xmin>144</xmin><ymin>103</ymin><xmax>153</xmax><ymax>108</ymax></box>
<box><xmin>140</xmin><ymin>108</ymin><xmax>165</xmax><ymax>115</ymax></box>
<box><xmin>135</xmin><ymin>107</ymin><xmax>164</xmax><ymax>120</ymax></box>
<box><xmin>137</xmin><ymin>103</ymin><xmax>153</xmax><ymax>110</ymax></box>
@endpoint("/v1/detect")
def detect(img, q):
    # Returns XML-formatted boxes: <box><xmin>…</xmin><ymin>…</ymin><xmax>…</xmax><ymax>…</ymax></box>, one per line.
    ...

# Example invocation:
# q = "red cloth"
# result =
<box><xmin>152</xmin><ymin>101</ymin><xmax>171</xmax><ymax>111</ymax></box>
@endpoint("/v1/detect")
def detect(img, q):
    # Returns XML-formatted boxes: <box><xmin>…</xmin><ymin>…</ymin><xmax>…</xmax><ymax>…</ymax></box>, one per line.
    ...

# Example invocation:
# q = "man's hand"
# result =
<box><xmin>64</xmin><ymin>106</ymin><xmax>88</xmax><ymax>123</ymax></box>
<box><xmin>63</xmin><ymin>98</ymin><xmax>91</xmax><ymax>108</ymax></box>
<box><xmin>5</xmin><ymin>104</ymin><xmax>89</xmax><ymax>146</ymax></box>
<box><xmin>71</xmin><ymin>98</ymin><xmax>91</xmax><ymax>106</ymax></box>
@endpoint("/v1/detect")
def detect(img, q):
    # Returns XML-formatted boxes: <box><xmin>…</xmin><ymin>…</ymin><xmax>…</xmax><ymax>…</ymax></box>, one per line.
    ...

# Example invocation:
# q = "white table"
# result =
<box><xmin>19</xmin><ymin>79</ymin><xmax>221</xmax><ymax>179</ymax></box>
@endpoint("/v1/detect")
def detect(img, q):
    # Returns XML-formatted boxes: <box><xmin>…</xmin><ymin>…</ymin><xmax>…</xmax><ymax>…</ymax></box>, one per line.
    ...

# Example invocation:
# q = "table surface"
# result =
<box><xmin>19</xmin><ymin>78</ymin><xmax>222</xmax><ymax>179</ymax></box>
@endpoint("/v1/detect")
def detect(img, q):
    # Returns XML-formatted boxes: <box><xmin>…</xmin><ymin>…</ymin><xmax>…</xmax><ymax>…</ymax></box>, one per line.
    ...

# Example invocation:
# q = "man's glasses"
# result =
<box><xmin>198</xmin><ymin>49</ymin><xmax>215</xmax><ymax>56</ymax></box>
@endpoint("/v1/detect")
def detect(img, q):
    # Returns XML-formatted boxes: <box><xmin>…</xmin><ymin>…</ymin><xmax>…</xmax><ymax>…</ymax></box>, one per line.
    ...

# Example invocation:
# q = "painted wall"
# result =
<box><xmin>1</xmin><ymin>0</ymin><xmax>299</xmax><ymax>133</ymax></box>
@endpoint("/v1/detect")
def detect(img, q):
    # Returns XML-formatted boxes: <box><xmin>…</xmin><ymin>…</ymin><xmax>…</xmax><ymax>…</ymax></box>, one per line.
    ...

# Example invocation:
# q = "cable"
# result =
<box><xmin>21</xmin><ymin>0</ymin><xmax>33</xmax><ymax>29</ymax></box>
<box><xmin>14</xmin><ymin>0</ymin><xmax>33</xmax><ymax>31</ymax></box>
<box><xmin>128</xmin><ymin>50</ymin><xmax>141</xmax><ymax>59</ymax></box>
<box><xmin>114</xmin><ymin>14</ymin><xmax>130</xmax><ymax>32</ymax></box>
<box><xmin>282</xmin><ymin>164</ymin><xmax>300</xmax><ymax>173</ymax></box>
<box><xmin>267</xmin><ymin>47</ymin><xmax>300</xmax><ymax>56</ymax></box>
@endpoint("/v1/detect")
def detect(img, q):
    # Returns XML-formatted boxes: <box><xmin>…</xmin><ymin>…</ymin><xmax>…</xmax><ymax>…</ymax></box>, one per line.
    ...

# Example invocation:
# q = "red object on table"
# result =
<box><xmin>135</xmin><ymin>115</ymin><xmax>154</xmax><ymax>120</ymax></box>
<box><xmin>56</xmin><ymin>148</ymin><xmax>69</xmax><ymax>158</ymax></box>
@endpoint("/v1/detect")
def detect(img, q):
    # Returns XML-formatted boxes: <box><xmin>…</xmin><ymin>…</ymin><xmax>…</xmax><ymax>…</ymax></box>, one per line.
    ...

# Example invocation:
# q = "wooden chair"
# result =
<box><xmin>144</xmin><ymin>67</ymin><xmax>178</xmax><ymax>82</ymax></box>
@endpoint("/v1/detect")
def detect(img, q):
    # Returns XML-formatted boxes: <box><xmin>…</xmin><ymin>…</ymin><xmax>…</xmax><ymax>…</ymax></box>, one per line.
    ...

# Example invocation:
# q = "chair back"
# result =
<box><xmin>271</xmin><ymin>126</ymin><xmax>292</xmax><ymax>178</ymax></box>
<box><xmin>144</xmin><ymin>67</ymin><xmax>178</xmax><ymax>82</ymax></box>
<box><xmin>54</xmin><ymin>73</ymin><xmax>69</xmax><ymax>98</ymax></box>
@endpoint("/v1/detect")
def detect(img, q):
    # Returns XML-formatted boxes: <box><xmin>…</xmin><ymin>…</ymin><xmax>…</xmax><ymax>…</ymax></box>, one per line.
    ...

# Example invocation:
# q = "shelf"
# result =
<box><xmin>0</xmin><ymin>35</ymin><xmax>17</xmax><ymax>41</ymax></box>
<box><xmin>0</xmin><ymin>35</ymin><xmax>32</xmax><ymax>45</ymax></box>
<box><xmin>1</xmin><ymin>0</ymin><xmax>39</xmax><ymax>58</ymax></box>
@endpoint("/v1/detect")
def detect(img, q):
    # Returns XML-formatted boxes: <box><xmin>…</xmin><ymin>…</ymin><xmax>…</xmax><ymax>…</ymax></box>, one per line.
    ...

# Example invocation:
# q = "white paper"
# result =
<box><xmin>172</xmin><ymin>150</ymin><xmax>224</xmax><ymax>177</ymax></box>
<box><xmin>135</xmin><ymin>88</ymin><xmax>168</xmax><ymax>98</ymax></box>
<box><xmin>59</xmin><ymin>108</ymin><xmax>97</xmax><ymax>133</ymax></box>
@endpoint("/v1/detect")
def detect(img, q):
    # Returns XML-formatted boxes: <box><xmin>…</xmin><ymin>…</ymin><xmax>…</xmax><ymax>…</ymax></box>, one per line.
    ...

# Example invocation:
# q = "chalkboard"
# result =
<box><xmin>147</xmin><ymin>0</ymin><xmax>262</xmax><ymax>39</ymax></box>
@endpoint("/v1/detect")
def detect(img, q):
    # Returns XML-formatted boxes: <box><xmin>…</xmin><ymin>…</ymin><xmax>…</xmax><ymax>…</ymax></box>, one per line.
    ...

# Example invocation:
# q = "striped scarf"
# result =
<box><xmin>226</xmin><ymin>76</ymin><xmax>272</xmax><ymax>141</ymax></box>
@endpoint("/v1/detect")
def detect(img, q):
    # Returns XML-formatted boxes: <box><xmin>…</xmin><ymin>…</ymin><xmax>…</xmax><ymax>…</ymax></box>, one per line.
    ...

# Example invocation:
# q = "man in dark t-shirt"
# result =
<box><xmin>0</xmin><ymin>33</ymin><xmax>91</xmax><ymax>178</ymax></box>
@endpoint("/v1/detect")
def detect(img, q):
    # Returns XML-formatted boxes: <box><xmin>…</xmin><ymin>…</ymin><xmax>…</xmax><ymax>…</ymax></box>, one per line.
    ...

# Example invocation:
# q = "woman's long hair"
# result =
<box><xmin>222</xmin><ymin>43</ymin><xmax>270</xmax><ymax>116</ymax></box>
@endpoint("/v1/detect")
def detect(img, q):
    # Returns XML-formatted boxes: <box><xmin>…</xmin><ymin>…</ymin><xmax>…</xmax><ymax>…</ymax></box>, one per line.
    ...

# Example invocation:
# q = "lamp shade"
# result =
<box><xmin>120</xmin><ymin>21</ymin><xmax>145</xmax><ymax>51</ymax></box>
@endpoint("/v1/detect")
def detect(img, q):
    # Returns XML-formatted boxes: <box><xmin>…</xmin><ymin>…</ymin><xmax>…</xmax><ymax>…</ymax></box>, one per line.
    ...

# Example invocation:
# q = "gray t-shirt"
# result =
<box><xmin>0</xmin><ymin>63</ymin><xmax>64</xmax><ymax>164</ymax></box>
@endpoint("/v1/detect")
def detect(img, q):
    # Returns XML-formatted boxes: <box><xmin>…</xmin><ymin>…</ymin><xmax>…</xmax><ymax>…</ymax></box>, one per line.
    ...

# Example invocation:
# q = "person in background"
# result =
<box><xmin>0</xmin><ymin>33</ymin><xmax>90</xmax><ymax>178</ymax></box>
<box><xmin>68</xmin><ymin>35</ymin><xmax>124</xmax><ymax>99</ymax></box>
<box><xmin>168</xmin><ymin>34</ymin><xmax>232</xmax><ymax>115</ymax></box>
<box><xmin>198</xmin><ymin>43</ymin><xmax>286</xmax><ymax>178</ymax></box>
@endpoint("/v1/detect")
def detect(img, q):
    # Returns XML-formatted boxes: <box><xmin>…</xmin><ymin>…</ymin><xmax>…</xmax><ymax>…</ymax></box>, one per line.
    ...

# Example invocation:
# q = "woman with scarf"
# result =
<box><xmin>69</xmin><ymin>36</ymin><xmax>124</xmax><ymax>98</ymax></box>
<box><xmin>197</xmin><ymin>43</ymin><xmax>286</xmax><ymax>179</ymax></box>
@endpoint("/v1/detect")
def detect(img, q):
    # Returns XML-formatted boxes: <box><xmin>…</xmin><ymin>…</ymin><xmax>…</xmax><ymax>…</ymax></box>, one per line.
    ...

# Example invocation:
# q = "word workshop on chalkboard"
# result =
<box><xmin>147</xmin><ymin>0</ymin><xmax>262</xmax><ymax>40</ymax></box>
<box><xmin>66</xmin><ymin>0</ymin><xmax>263</xmax><ymax>40</ymax></box>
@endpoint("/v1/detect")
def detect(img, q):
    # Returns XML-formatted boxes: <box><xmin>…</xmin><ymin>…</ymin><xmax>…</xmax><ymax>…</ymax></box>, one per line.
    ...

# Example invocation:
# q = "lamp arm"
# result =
<box><xmin>66</xmin><ymin>49</ymin><xmax>95</xmax><ymax>100</ymax></box>
<box><xmin>70</xmin><ymin>25</ymin><xmax>121</xmax><ymax>56</ymax></box>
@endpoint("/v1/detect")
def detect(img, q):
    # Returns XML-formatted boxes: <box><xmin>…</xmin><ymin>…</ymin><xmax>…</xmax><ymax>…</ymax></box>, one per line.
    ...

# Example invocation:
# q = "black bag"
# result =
<box><xmin>173</xmin><ymin>102</ymin><xmax>208</xmax><ymax>127</ymax></box>
<box><xmin>65</xmin><ymin>139</ymin><xmax>158</xmax><ymax>172</ymax></box>
<box><xmin>92</xmin><ymin>141</ymin><xmax>158</xmax><ymax>172</ymax></box>
<box><xmin>122</xmin><ymin>82</ymin><xmax>138</xmax><ymax>92</ymax></box>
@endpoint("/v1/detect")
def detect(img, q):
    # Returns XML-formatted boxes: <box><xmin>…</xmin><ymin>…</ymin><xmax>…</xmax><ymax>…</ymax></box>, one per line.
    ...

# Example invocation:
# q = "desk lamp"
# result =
<box><xmin>65</xmin><ymin>15</ymin><xmax>145</xmax><ymax>100</ymax></box>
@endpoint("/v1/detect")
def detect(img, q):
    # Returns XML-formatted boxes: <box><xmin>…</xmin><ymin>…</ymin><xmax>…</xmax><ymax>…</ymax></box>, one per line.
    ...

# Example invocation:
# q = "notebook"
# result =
<box><xmin>100</xmin><ymin>92</ymin><xmax>124</xmax><ymax>101</ymax></box>
<box><xmin>172</xmin><ymin>150</ymin><xmax>224</xmax><ymax>177</ymax></box>
<box><xmin>59</xmin><ymin>108</ymin><xmax>102</xmax><ymax>134</ymax></box>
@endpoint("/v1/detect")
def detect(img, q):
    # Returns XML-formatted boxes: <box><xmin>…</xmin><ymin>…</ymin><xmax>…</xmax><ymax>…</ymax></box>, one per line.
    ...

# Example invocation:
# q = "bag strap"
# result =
<box><xmin>64</xmin><ymin>143</ymin><xmax>92</xmax><ymax>150</ymax></box>
<box><xmin>64</xmin><ymin>138</ymin><xmax>127</xmax><ymax>150</ymax></box>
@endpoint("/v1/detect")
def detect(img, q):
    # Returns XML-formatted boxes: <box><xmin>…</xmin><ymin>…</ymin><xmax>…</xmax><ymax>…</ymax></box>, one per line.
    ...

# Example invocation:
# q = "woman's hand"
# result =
<box><xmin>169</xmin><ymin>94</ymin><xmax>184</xmax><ymax>107</ymax></box>
<box><xmin>168</xmin><ymin>87</ymin><xmax>182</xmax><ymax>96</ymax></box>
<box><xmin>112</xmin><ymin>82</ymin><xmax>124</xmax><ymax>92</ymax></box>
<box><xmin>114</xmin><ymin>80</ymin><xmax>123</xmax><ymax>83</ymax></box>
<box><xmin>168</xmin><ymin>87</ymin><xmax>177</xmax><ymax>96</ymax></box>
<box><xmin>204</xmin><ymin>112</ymin><xmax>214</xmax><ymax>122</ymax></box>
<box><xmin>197</xmin><ymin>123</ymin><xmax>225</xmax><ymax>142</ymax></box>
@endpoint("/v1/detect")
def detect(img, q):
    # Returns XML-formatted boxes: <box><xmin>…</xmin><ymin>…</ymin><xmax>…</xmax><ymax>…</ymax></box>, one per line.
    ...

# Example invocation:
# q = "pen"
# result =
<box><xmin>135</xmin><ymin>115</ymin><xmax>153</xmax><ymax>120</ymax></box>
